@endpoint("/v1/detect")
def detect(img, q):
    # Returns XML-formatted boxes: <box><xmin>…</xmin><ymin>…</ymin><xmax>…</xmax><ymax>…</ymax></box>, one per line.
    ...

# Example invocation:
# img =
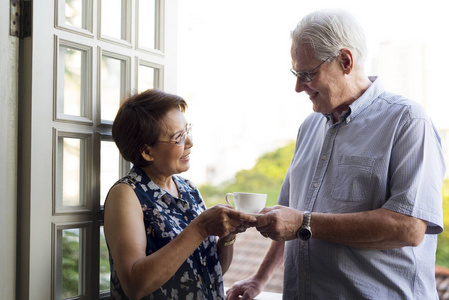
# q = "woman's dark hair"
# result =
<box><xmin>112</xmin><ymin>89</ymin><xmax>187</xmax><ymax>167</ymax></box>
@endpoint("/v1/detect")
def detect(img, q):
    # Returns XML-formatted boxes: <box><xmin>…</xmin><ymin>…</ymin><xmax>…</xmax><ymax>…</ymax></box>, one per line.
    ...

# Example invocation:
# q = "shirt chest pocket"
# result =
<box><xmin>331</xmin><ymin>155</ymin><xmax>375</xmax><ymax>202</ymax></box>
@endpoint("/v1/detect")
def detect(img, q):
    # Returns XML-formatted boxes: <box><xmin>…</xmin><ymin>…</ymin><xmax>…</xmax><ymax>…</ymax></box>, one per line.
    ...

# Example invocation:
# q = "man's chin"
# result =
<box><xmin>312</xmin><ymin>105</ymin><xmax>326</xmax><ymax>114</ymax></box>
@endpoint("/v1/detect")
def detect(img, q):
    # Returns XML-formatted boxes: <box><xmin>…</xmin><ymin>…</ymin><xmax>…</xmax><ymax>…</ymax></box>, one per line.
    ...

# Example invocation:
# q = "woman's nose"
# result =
<box><xmin>185</xmin><ymin>135</ymin><xmax>193</xmax><ymax>148</ymax></box>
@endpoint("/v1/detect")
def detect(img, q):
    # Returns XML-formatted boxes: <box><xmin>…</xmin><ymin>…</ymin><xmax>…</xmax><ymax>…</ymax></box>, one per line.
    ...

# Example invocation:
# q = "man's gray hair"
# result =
<box><xmin>291</xmin><ymin>9</ymin><xmax>368</xmax><ymax>70</ymax></box>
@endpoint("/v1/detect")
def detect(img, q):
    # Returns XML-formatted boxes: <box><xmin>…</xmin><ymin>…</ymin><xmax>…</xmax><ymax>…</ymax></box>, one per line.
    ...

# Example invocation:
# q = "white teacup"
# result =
<box><xmin>225</xmin><ymin>192</ymin><xmax>267</xmax><ymax>215</ymax></box>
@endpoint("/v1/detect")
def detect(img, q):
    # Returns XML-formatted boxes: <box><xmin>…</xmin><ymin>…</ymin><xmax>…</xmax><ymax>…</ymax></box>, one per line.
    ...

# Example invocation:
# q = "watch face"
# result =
<box><xmin>298</xmin><ymin>228</ymin><xmax>312</xmax><ymax>240</ymax></box>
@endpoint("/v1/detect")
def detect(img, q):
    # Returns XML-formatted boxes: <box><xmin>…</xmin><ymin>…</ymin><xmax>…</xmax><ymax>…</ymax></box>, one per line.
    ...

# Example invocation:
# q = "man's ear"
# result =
<box><xmin>141</xmin><ymin>146</ymin><xmax>154</xmax><ymax>162</ymax></box>
<box><xmin>339</xmin><ymin>48</ymin><xmax>353</xmax><ymax>75</ymax></box>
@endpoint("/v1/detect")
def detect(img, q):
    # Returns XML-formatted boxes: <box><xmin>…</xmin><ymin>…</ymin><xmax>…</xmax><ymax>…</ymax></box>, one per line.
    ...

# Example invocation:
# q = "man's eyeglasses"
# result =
<box><xmin>158</xmin><ymin>123</ymin><xmax>192</xmax><ymax>146</ymax></box>
<box><xmin>290</xmin><ymin>56</ymin><xmax>333</xmax><ymax>83</ymax></box>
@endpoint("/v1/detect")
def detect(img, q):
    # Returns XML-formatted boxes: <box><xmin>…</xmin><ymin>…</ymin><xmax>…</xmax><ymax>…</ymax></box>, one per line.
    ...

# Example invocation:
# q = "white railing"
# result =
<box><xmin>225</xmin><ymin>288</ymin><xmax>282</xmax><ymax>299</ymax></box>
<box><xmin>253</xmin><ymin>290</ymin><xmax>283</xmax><ymax>299</ymax></box>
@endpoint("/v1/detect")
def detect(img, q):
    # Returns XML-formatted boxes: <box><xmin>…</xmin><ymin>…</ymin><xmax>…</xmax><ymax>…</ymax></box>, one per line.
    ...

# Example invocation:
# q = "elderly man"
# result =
<box><xmin>226</xmin><ymin>9</ymin><xmax>445</xmax><ymax>300</ymax></box>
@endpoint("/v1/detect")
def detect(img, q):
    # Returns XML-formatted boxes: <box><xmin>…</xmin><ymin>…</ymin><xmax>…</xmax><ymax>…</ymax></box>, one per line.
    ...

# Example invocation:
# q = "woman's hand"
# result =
<box><xmin>192</xmin><ymin>204</ymin><xmax>257</xmax><ymax>239</ymax></box>
<box><xmin>225</xmin><ymin>276</ymin><xmax>264</xmax><ymax>300</ymax></box>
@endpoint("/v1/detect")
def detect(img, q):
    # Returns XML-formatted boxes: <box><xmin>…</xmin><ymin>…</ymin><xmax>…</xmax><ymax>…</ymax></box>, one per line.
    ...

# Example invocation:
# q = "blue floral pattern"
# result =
<box><xmin>106</xmin><ymin>166</ymin><xmax>225</xmax><ymax>299</ymax></box>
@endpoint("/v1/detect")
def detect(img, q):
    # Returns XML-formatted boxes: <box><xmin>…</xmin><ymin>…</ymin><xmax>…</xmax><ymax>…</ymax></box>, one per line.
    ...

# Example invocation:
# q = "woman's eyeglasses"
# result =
<box><xmin>158</xmin><ymin>123</ymin><xmax>192</xmax><ymax>147</ymax></box>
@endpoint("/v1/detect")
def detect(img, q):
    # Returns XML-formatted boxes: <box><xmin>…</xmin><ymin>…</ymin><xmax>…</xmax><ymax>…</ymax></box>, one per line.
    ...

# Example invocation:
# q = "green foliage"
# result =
<box><xmin>62</xmin><ymin>230</ymin><xmax>80</xmax><ymax>298</ymax></box>
<box><xmin>100</xmin><ymin>231</ymin><xmax>111</xmax><ymax>291</ymax></box>
<box><xmin>61</xmin><ymin>229</ymin><xmax>111</xmax><ymax>297</ymax></box>
<box><xmin>199</xmin><ymin>141</ymin><xmax>296</xmax><ymax>207</ymax></box>
<box><xmin>436</xmin><ymin>179</ymin><xmax>449</xmax><ymax>267</ymax></box>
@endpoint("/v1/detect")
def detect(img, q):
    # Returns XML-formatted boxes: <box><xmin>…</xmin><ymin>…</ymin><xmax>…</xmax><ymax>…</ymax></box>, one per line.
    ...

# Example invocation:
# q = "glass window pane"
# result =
<box><xmin>138</xmin><ymin>65</ymin><xmax>156</xmax><ymax>91</ymax></box>
<box><xmin>101</xmin><ymin>0</ymin><xmax>124</xmax><ymax>40</ymax></box>
<box><xmin>138</xmin><ymin>0</ymin><xmax>156</xmax><ymax>49</ymax></box>
<box><xmin>99</xmin><ymin>226</ymin><xmax>110</xmax><ymax>291</ymax></box>
<box><xmin>57</xmin><ymin>137</ymin><xmax>83</xmax><ymax>207</ymax></box>
<box><xmin>100</xmin><ymin>140</ymin><xmax>120</xmax><ymax>205</ymax></box>
<box><xmin>62</xmin><ymin>228</ymin><xmax>81</xmax><ymax>298</ymax></box>
<box><xmin>101</xmin><ymin>56</ymin><xmax>122</xmax><ymax>121</ymax></box>
<box><xmin>64</xmin><ymin>0</ymin><xmax>83</xmax><ymax>28</ymax></box>
<box><xmin>58</xmin><ymin>46</ymin><xmax>86</xmax><ymax>117</ymax></box>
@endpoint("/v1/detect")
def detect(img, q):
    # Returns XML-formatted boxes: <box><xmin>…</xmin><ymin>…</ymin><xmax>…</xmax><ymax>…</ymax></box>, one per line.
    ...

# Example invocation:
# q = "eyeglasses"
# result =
<box><xmin>290</xmin><ymin>56</ymin><xmax>332</xmax><ymax>83</ymax></box>
<box><xmin>158</xmin><ymin>123</ymin><xmax>192</xmax><ymax>146</ymax></box>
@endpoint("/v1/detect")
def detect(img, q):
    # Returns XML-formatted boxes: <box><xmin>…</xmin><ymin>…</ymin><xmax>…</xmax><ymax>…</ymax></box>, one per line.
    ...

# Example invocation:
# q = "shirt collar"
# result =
<box><xmin>132</xmin><ymin>166</ymin><xmax>192</xmax><ymax>203</ymax></box>
<box><xmin>347</xmin><ymin>76</ymin><xmax>384</xmax><ymax>120</ymax></box>
<box><xmin>324</xmin><ymin>76</ymin><xmax>385</xmax><ymax>124</ymax></box>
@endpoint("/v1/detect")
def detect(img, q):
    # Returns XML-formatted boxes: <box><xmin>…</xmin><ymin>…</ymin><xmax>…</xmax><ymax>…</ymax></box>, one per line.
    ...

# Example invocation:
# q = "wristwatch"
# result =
<box><xmin>297</xmin><ymin>211</ymin><xmax>312</xmax><ymax>241</ymax></box>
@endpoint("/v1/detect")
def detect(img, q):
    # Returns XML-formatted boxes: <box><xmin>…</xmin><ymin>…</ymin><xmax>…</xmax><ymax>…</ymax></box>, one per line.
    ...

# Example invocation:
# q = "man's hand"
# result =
<box><xmin>253</xmin><ymin>205</ymin><xmax>302</xmax><ymax>241</ymax></box>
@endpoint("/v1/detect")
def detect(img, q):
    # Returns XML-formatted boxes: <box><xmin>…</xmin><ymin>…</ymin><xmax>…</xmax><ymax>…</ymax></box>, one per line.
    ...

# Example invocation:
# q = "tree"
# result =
<box><xmin>436</xmin><ymin>179</ymin><xmax>449</xmax><ymax>267</ymax></box>
<box><xmin>199</xmin><ymin>141</ymin><xmax>295</xmax><ymax>207</ymax></box>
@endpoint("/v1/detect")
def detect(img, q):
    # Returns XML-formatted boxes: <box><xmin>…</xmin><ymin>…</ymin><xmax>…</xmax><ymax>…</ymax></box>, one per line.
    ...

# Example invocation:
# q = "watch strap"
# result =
<box><xmin>302</xmin><ymin>211</ymin><xmax>311</xmax><ymax>227</ymax></box>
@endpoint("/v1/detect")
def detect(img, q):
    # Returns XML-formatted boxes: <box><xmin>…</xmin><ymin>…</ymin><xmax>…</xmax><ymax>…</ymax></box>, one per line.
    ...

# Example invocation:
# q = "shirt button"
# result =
<box><xmin>301</xmin><ymin>241</ymin><xmax>305</xmax><ymax>246</ymax></box>
<box><xmin>203</xmin><ymin>261</ymin><xmax>207</xmax><ymax>266</ymax></box>
<box><xmin>313</xmin><ymin>183</ymin><xmax>318</xmax><ymax>188</ymax></box>
<box><xmin>322</xmin><ymin>155</ymin><xmax>327</xmax><ymax>160</ymax></box>
<box><xmin>330</xmin><ymin>129</ymin><xmax>335</xmax><ymax>133</ymax></box>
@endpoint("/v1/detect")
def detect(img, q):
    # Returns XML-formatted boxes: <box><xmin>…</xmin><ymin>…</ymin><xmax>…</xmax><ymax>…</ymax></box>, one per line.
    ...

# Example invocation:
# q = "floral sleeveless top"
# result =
<box><xmin>107</xmin><ymin>166</ymin><xmax>225</xmax><ymax>300</ymax></box>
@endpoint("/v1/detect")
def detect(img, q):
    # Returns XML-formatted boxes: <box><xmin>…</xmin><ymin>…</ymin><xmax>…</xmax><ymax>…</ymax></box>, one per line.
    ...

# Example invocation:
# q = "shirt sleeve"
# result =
<box><xmin>277</xmin><ymin>166</ymin><xmax>291</xmax><ymax>206</ymax></box>
<box><xmin>382</xmin><ymin>111</ymin><xmax>445</xmax><ymax>234</ymax></box>
<box><xmin>278</xmin><ymin>125</ymin><xmax>305</xmax><ymax>207</ymax></box>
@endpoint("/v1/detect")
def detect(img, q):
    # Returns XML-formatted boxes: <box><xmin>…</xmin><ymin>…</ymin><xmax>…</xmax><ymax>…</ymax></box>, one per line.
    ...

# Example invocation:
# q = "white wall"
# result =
<box><xmin>0</xmin><ymin>1</ymin><xmax>19</xmax><ymax>299</ymax></box>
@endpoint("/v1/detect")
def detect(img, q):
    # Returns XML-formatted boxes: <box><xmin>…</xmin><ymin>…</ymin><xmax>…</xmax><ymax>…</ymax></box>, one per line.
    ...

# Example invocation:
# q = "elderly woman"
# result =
<box><xmin>104</xmin><ymin>89</ymin><xmax>256</xmax><ymax>300</ymax></box>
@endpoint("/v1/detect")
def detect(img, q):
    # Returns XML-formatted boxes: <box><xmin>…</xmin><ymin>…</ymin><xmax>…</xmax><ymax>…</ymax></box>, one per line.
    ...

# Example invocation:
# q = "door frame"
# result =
<box><xmin>16</xmin><ymin>1</ymin><xmax>179</xmax><ymax>299</ymax></box>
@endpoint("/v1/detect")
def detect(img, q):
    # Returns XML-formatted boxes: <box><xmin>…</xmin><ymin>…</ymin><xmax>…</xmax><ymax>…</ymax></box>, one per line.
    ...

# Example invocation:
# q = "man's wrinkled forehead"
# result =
<box><xmin>291</xmin><ymin>43</ymin><xmax>316</xmax><ymax>69</ymax></box>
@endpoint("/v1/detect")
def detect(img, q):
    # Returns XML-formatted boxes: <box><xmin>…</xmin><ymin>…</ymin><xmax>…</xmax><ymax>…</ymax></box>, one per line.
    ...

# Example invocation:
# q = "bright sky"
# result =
<box><xmin>178</xmin><ymin>0</ymin><xmax>449</xmax><ymax>184</ymax></box>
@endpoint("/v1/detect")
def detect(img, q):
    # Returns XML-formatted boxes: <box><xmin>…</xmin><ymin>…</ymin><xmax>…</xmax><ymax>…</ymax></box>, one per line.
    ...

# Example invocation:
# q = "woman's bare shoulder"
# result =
<box><xmin>105</xmin><ymin>183</ymin><xmax>141</xmax><ymax>213</ymax></box>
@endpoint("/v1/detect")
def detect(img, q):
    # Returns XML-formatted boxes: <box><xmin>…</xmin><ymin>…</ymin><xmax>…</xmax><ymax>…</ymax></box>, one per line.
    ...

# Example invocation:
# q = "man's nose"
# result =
<box><xmin>295</xmin><ymin>77</ymin><xmax>307</xmax><ymax>93</ymax></box>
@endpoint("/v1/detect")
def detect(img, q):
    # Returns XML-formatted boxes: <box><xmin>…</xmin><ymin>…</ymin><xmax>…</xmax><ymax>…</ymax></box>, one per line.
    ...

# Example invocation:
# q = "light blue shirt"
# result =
<box><xmin>278</xmin><ymin>77</ymin><xmax>445</xmax><ymax>299</ymax></box>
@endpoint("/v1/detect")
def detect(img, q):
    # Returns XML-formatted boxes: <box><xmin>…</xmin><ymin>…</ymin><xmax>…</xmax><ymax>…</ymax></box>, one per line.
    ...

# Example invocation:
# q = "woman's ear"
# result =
<box><xmin>339</xmin><ymin>48</ymin><xmax>353</xmax><ymax>75</ymax></box>
<box><xmin>141</xmin><ymin>146</ymin><xmax>154</xmax><ymax>162</ymax></box>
